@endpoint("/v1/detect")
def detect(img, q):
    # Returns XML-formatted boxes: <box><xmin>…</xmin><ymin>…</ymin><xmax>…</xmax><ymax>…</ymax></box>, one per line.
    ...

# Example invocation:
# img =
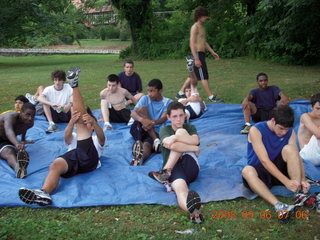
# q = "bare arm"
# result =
<box><xmin>3</xmin><ymin>115</ymin><xmax>22</xmax><ymax>149</ymax></box>
<box><xmin>205</xmin><ymin>42</ymin><xmax>219</xmax><ymax>60</ymax></box>
<box><xmin>125</xmin><ymin>91</ymin><xmax>137</xmax><ymax>105</ymax></box>
<box><xmin>249</xmin><ymin>126</ymin><xmax>295</xmax><ymax>190</ymax></box>
<box><xmin>190</xmin><ymin>24</ymin><xmax>201</xmax><ymax>67</ymax></box>
<box><xmin>82</xmin><ymin>113</ymin><xmax>105</xmax><ymax>146</ymax></box>
<box><xmin>64</xmin><ymin>111</ymin><xmax>80</xmax><ymax>145</ymax></box>
<box><xmin>100</xmin><ymin>99</ymin><xmax>110</xmax><ymax>123</ymax></box>
<box><xmin>37</xmin><ymin>95</ymin><xmax>58</xmax><ymax>107</ymax></box>
<box><xmin>167</xmin><ymin>141</ymin><xmax>199</xmax><ymax>153</ymax></box>
<box><xmin>279</xmin><ymin>92</ymin><xmax>290</xmax><ymax>105</ymax></box>
<box><xmin>301</xmin><ymin>113</ymin><xmax>320</xmax><ymax>139</ymax></box>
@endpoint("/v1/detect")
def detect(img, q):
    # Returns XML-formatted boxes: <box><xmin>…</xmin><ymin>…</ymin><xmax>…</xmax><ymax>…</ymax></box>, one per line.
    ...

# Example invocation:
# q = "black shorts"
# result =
<box><xmin>109</xmin><ymin>107</ymin><xmax>131</xmax><ymax>123</ymax></box>
<box><xmin>169</xmin><ymin>154</ymin><xmax>199</xmax><ymax>185</ymax></box>
<box><xmin>0</xmin><ymin>138</ymin><xmax>15</xmax><ymax>154</ymax></box>
<box><xmin>130</xmin><ymin>121</ymin><xmax>158</xmax><ymax>146</ymax></box>
<box><xmin>185</xmin><ymin>105</ymin><xmax>204</xmax><ymax>119</ymax></box>
<box><xmin>60</xmin><ymin>137</ymin><xmax>99</xmax><ymax>178</ymax></box>
<box><xmin>252</xmin><ymin>108</ymin><xmax>272</xmax><ymax>123</ymax></box>
<box><xmin>45</xmin><ymin>107</ymin><xmax>71</xmax><ymax>123</ymax></box>
<box><xmin>243</xmin><ymin>154</ymin><xmax>289</xmax><ymax>191</ymax></box>
<box><xmin>194</xmin><ymin>52</ymin><xmax>209</xmax><ymax>81</ymax></box>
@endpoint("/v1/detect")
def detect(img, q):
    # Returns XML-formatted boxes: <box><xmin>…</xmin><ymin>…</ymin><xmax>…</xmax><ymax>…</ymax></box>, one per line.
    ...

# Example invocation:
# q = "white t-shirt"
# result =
<box><xmin>65</xmin><ymin>132</ymin><xmax>105</xmax><ymax>168</ymax></box>
<box><xmin>42</xmin><ymin>84</ymin><xmax>73</xmax><ymax>106</ymax></box>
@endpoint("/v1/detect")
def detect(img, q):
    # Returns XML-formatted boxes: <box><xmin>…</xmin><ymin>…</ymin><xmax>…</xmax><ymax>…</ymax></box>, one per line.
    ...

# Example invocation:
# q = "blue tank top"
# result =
<box><xmin>247</xmin><ymin>121</ymin><xmax>292</xmax><ymax>166</ymax></box>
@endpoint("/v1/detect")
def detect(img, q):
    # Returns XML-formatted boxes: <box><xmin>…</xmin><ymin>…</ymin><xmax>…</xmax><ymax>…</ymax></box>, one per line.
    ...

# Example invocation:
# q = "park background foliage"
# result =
<box><xmin>1</xmin><ymin>0</ymin><xmax>320</xmax><ymax>65</ymax></box>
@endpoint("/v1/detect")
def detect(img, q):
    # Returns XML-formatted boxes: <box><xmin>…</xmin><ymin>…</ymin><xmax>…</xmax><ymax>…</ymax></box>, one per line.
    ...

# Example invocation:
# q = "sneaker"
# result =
<box><xmin>19</xmin><ymin>187</ymin><xmax>52</xmax><ymax>206</ymax></box>
<box><xmin>294</xmin><ymin>191</ymin><xmax>315</xmax><ymax>207</ymax></box>
<box><xmin>316</xmin><ymin>193</ymin><xmax>320</xmax><ymax>213</ymax></box>
<box><xmin>131</xmin><ymin>140</ymin><xmax>144</xmax><ymax>166</ymax></box>
<box><xmin>187</xmin><ymin>190</ymin><xmax>204</xmax><ymax>224</ymax></box>
<box><xmin>15</xmin><ymin>150</ymin><xmax>29</xmax><ymax>178</ymax></box>
<box><xmin>208</xmin><ymin>96</ymin><xmax>224</xmax><ymax>103</ymax></box>
<box><xmin>175</xmin><ymin>93</ymin><xmax>187</xmax><ymax>100</ymax></box>
<box><xmin>25</xmin><ymin>93</ymin><xmax>37</xmax><ymax>105</ymax></box>
<box><xmin>240</xmin><ymin>124</ymin><xmax>251</xmax><ymax>134</ymax></box>
<box><xmin>103</xmin><ymin>122</ymin><xmax>112</xmax><ymax>131</ymax></box>
<box><xmin>46</xmin><ymin>123</ymin><xmax>58</xmax><ymax>133</ymax></box>
<box><xmin>148</xmin><ymin>169</ymin><xmax>171</xmax><ymax>184</ymax></box>
<box><xmin>186</xmin><ymin>56</ymin><xmax>194</xmax><ymax>72</ymax></box>
<box><xmin>67</xmin><ymin>67</ymin><xmax>80</xmax><ymax>88</ymax></box>
<box><xmin>275</xmin><ymin>202</ymin><xmax>295</xmax><ymax>224</ymax></box>
<box><xmin>153</xmin><ymin>138</ymin><xmax>161</xmax><ymax>153</ymax></box>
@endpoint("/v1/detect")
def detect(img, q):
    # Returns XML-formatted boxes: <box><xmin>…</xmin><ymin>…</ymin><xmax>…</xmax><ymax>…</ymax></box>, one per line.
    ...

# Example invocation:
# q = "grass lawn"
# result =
<box><xmin>0</xmin><ymin>54</ymin><xmax>320</xmax><ymax>239</ymax></box>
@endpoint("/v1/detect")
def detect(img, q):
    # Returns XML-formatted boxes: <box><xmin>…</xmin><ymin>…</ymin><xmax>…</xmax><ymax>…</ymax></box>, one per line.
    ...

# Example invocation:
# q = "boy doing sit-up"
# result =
<box><xmin>19</xmin><ymin>68</ymin><xmax>106</xmax><ymax>206</ymax></box>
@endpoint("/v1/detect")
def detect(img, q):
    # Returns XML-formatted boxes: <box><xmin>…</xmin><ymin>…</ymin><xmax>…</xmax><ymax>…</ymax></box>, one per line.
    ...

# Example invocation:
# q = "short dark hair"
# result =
<box><xmin>86</xmin><ymin>106</ymin><xmax>97</xmax><ymax>121</ymax></box>
<box><xmin>51</xmin><ymin>70</ymin><xmax>66</xmax><ymax>81</ymax></box>
<box><xmin>124</xmin><ymin>59</ymin><xmax>134</xmax><ymax>67</ymax></box>
<box><xmin>194</xmin><ymin>6</ymin><xmax>209</xmax><ymax>22</ymax></box>
<box><xmin>271</xmin><ymin>105</ymin><xmax>294</xmax><ymax>128</ymax></box>
<box><xmin>310</xmin><ymin>93</ymin><xmax>320</xmax><ymax>107</ymax></box>
<box><xmin>167</xmin><ymin>101</ymin><xmax>185</xmax><ymax>116</ymax></box>
<box><xmin>21</xmin><ymin>102</ymin><xmax>36</xmax><ymax>112</ymax></box>
<box><xmin>107</xmin><ymin>74</ymin><xmax>120</xmax><ymax>84</ymax></box>
<box><xmin>256</xmin><ymin>72</ymin><xmax>268</xmax><ymax>81</ymax></box>
<box><xmin>148</xmin><ymin>79</ymin><xmax>162</xmax><ymax>90</ymax></box>
<box><xmin>15</xmin><ymin>95</ymin><xmax>29</xmax><ymax>103</ymax></box>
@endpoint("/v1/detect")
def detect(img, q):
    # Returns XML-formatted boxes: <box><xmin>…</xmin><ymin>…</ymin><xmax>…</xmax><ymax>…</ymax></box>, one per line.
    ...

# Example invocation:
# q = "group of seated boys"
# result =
<box><xmin>0</xmin><ymin>61</ymin><xmax>319</xmax><ymax>224</ymax></box>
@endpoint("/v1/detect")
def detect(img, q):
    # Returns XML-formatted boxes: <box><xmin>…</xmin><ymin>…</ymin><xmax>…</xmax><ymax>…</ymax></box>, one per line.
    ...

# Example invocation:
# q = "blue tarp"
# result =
<box><xmin>0</xmin><ymin>100</ymin><xmax>319</xmax><ymax>208</ymax></box>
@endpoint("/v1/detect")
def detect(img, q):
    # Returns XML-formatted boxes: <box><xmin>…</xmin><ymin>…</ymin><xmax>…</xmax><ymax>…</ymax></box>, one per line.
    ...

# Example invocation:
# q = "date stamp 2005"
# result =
<box><xmin>211</xmin><ymin>210</ymin><xmax>308</xmax><ymax>220</ymax></box>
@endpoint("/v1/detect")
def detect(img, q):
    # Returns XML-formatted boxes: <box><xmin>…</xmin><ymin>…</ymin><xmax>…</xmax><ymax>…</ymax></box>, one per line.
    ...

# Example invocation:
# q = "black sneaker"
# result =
<box><xmin>187</xmin><ymin>190</ymin><xmax>204</xmax><ymax>224</ymax></box>
<box><xmin>175</xmin><ymin>93</ymin><xmax>187</xmax><ymax>100</ymax></box>
<box><xmin>148</xmin><ymin>169</ymin><xmax>171</xmax><ymax>184</ymax></box>
<box><xmin>19</xmin><ymin>187</ymin><xmax>52</xmax><ymax>206</ymax></box>
<box><xmin>15</xmin><ymin>150</ymin><xmax>29</xmax><ymax>178</ymax></box>
<box><xmin>208</xmin><ymin>96</ymin><xmax>224</xmax><ymax>103</ymax></box>
<box><xmin>131</xmin><ymin>140</ymin><xmax>144</xmax><ymax>166</ymax></box>
<box><xmin>67</xmin><ymin>67</ymin><xmax>80</xmax><ymax>88</ymax></box>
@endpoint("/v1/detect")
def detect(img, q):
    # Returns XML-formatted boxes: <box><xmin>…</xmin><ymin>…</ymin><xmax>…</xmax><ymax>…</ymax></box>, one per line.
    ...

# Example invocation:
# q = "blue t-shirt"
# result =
<box><xmin>118</xmin><ymin>72</ymin><xmax>142</xmax><ymax>95</ymax></box>
<box><xmin>247</xmin><ymin>121</ymin><xmax>292</xmax><ymax>166</ymax></box>
<box><xmin>249</xmin><ymin>86</ymin><xmax>281</xmax><ymax>110</ymax></box>
<box><xmin>135</xmin><ymin>95</ymin><xmax>173</xmax><ymax>127</ymax></box>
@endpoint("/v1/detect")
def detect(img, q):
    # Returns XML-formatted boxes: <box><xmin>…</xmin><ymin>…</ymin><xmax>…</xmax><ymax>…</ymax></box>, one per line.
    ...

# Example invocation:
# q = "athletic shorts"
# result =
<box><xmin>109</xmin><ymin>107</ymin><xmax>131</xmax><ymax>123</ymax></box>
<box><xmin>130</xmin><ymin>120</ymin><xmax>159</xmax><ymax>146</ymax></box>
<box><xmin>0</xmin><ymin>138</ymin><xmax>15</xmax><ymax>154</ymax></box>
<box><xmin>60</xmin><ymin>137</ymin><xmax>99</xmax><ymax>178</ymax></box>
<box><xmin>243</xmin><ymin>154</ymin><xmax>289</xmax><ymax>191</ymax></box>
<box><xmin>252</xmin><ymin>108</ymin><xmax>273</xmax><ymax>123</ymax></box>
<box><xmin>169</xmin><ymin>154</ymin><xmax>199</xmax><ymax>185</ymax></box>
<box><xmin>45</xmin><ymin>107</ymin><xmax>71</xmax><ymax>123</ymax></box>
<box><xmin>188</xmin><ymin>52</ymin><xmax>209</xmax><ymax>81</ymax></box>
<box><xmin>185</xmin><ymin>105</ymin><xmax>204</xmax><ymax>120</ymax></box>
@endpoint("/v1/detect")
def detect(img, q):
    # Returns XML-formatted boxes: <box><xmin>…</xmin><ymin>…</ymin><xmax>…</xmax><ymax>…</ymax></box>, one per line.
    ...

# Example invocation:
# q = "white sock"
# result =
<box><xmin>49</xmin><ymin>121</ymin><xmax>55</xmax><ymax>126</ymax></box>
<box><xmin>245</xmin><ymin>122</ymin><xmax>251</xmax><ymax>126</ymax></box>
<box><xmin>179</xmin><ymin>91</ymin><xmax>184</xmax><ymax>95</ymax></box>
<box><xmin>209</xmin><ymin>95</ymin><xmax>214</xmax><ymax>100</ymax></box>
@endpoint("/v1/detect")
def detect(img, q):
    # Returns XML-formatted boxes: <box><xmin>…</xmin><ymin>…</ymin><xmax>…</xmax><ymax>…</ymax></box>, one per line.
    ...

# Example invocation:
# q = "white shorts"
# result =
<box><xmin>300</xmin><ymin>135</ymin><xmax>320</xmax><ymax>166</ymax></box>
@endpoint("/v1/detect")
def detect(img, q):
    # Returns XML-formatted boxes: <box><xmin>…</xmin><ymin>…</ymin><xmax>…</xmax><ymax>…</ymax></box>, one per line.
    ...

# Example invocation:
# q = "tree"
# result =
<box><xmin>110</xmin><ymin>0</ymin><xmax>153</xmax><ymax>56</ymax></box>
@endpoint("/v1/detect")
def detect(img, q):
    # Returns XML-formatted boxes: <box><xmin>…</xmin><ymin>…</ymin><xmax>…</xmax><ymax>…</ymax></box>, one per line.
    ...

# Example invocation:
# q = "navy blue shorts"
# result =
<box><xmin>243</xmin><ymin>154</ymin><xmax>288</xmax><ymax>191</ymax></box>
<box><xmin>60</xmin><ymin>137</ymin><xmax>99</xmax><ymax>178</ymax></box>
<box><xmin>185</xmin><ymin>105</ymin><xmax>203</xmax><ymax>120</ymax></box>
<box><xmin>194</xmin><ymin>52</ymin><xmax>209</xmax><ymax>81</ymax></box>
<box><xmin>169</xmin><ymin>154</ymin><xmax>199</xmax><ymax>185</ymax></box>
<box><xmin>252</xmin><ymin>108</ymin><xmax>273</xmax><ymax>123</ymax></box>
<box><xmin>109</xmin><ymin>107</ymin><xmax>131</xmax><ymax>123</ymax></box>
<box><xmin>46</xmin><ymin>107</ymin><xmax>71</xmax><ymax>123</ymax></box>
<box><xmin>130</xmin><ymin>120</ymin><xmax>158</xmax><ymax>145</ymax></box>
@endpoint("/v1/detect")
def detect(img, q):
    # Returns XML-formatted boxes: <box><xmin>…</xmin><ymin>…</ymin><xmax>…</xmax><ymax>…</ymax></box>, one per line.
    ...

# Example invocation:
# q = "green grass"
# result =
<box><xmin>0</xmin><ymin>55</ymin><xmax>320</xmax><ymax>239</ymax></box>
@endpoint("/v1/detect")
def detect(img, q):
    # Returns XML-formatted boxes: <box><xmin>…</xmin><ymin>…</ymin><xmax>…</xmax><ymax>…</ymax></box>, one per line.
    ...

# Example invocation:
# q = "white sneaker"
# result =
<box><xmin>19</xmin><ymin>188</ymin><xmax>52</xmax><ymax>206</ymax></box>
<box><xmin>153</xmin><ymin>138</ymin><xmax>161</xmax><ymax>153</ymax></box>
<box><xmin>103</xmin><ymin>122</ymin><xmax>112</xmax><ymax>131</ymax></box>
<box><xmin>47</xmin><ymin>123</ymin><xmax>58</xmax><ymax>133</ymax></box>
<box><xmin>25</xmin><ymin>93</ymin><xmax>37</xmax><ymax>105</ymax></box>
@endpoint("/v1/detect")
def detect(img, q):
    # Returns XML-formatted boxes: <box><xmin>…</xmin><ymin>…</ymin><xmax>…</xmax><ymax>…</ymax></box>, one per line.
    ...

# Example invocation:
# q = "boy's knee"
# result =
<box><xmin>282</xmin><ymin>144</ymin><xmax>298</xmax><ymax>158</ymax></box>
<box><xmin>175</xmin><ymin>128</ymin><xmax>188</xmax><ymax>136</ymax></box>
<box><xmin>242</xmin><ymin>165</ymin><xmax>256</xmax><ymax>178</ymax></box>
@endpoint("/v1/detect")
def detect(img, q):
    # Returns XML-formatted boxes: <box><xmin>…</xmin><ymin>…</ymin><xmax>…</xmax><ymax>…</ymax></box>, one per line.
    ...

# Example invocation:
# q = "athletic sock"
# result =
<box><xmin>178</xmin><ymin>91</ymin><xmax>184</xmax><ymax>95</ymax></box>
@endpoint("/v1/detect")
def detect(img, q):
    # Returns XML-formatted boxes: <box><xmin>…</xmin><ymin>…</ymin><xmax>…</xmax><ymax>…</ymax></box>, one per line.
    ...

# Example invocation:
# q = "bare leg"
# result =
<box><xmin>34</xmin><ymin>86</ymin><xmax>45</xmax><ymax>101</ymax></box>
<box><xmin>201</xmin><ymin>79</ymin><xmax>213</xmax><ymax>98</ymax></box>
<box><xmin>41</xmin><ymin>157</ymin><xmax>68</xmax><ymax>194</ymax></box>
<box><xmin>43</xmin><ymin>104</ymin><xmax>54</xmax><ymax>122</ymax></box>
<box><xmin>179</xmin><ymin>78</ymin><xmax>191</xmax><ymax>93</ymax></box>
<box><xmin>171</xmin><ymin>179</ymin><xmax>189</xmax><ymax>211</ymax></box>
<box><xmin>142</xmin><ymin>142</ymin><xmax>152</xmax><ymax>161</ymax></box>
<box><xmin>242</xmin><ymin>166</ymin><xmax>279</xmax><ymax>205</ymax></box>
<box><xmin>243</xmin><ymin>101</ymin><xmax>257</xmax><ymax>123</ymax></box>
<box><xmin>0</xmin><ymin>147</ymin><xmax>17</xmax><ymax>169</ymax></box>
